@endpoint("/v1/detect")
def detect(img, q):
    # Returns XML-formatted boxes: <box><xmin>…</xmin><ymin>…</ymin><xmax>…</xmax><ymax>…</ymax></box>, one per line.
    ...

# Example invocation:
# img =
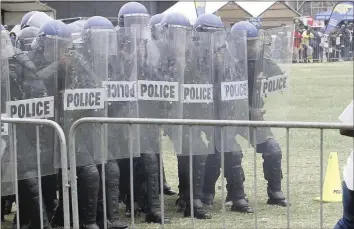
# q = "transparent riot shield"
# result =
<box><xmin>6</xmin><ymin>36</ymin><xmax>70</xmax><ymax>180</ymax></box>
<box><xmin>181</xmin><ymin>31</ymin><xmax>214</xmax><ymax>156</ymax></box>
<box><xmin>103</xmin><ymin>27</ymin><xmax>140</xmax><ymax>160</ymax></box>
<box><xmin>251</xmin><ymin>25</ymin><xmax>294</xmax><ymax>145</ymax></box>
<box><xmin>1</xmin><ymin>30</ymin><xmax>15</xmax><ymax>195</ymax></box>
<box><xmin>63</xmin><ymin>28</ymin><xmax>110</xmax><ymax>167</ymax></box>
<box><xmin>214</xmin><ymin>30</ymin><xmax>249</xmax><ymax>153</ymax></box>
<box><xmin>122</xmin><ymin>14</ymin><xmax>151</xmax><ymax>40</ymax></box>
<box><xmin>136</xmin><ymin>26</ymin><xmax>178</xmax><ymax>156</ymax></box>
<box><xmin>154</xmin><ymin>27</ymin><xmax>187</xmax><ymax>155</ymax></box>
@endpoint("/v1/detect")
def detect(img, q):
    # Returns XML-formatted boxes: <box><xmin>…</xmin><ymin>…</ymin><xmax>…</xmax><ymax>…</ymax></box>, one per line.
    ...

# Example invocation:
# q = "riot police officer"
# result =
<box><xmin>199</xmin><ymin>14</ymin><xmax>254</xmax><ymax>214</ymax></box>
<box><xmin>231</xmin><ymin>21</ymin><xmax>288</xmax><ymax>207</ymax></box>
<box><xmin>117</xmin><ymin>2</ymin><xmax>170</xmax><ymax>224</ymax></box>
<box><xmin>168</xmin><ymin>12</ymin><xmax>212</xmax><ymax>219</ymax></box>
<box><xmin>19</xmin><ymin>24</ymin><xmax>60</xmax><ymax>222</ymax></box>
<box><xmin>7</xmin><ymin>19</ymin><xmax>66</xmax><ymax>229</ymax></box>
<box><xmin>149</xmin><ymin>13</ymin><xmax>177</xmax><ymax>197</ymax></box>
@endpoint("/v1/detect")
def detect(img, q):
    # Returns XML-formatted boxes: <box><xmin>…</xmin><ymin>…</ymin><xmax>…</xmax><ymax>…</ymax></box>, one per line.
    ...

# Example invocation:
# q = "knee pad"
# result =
<box><xmin>194</xmin><ymin>154</ymin><xmax>207</xmax><ymax>165</ymax></box>
<box><xmin>261</xmin><ymin>139</ymin><xmax>282</xmax><ymax>160</ymax></box>
<box><xmin>105</xmin><ymin>161</ymin><xmax>120</xmax><ymax>188</ymax></box>
<box><xmin>78</xmin><ymin>164</ymin><xmax>100</xmax><ymax>185</ymax></box>
<box><xmin>225</xmin><ymin>151</ymin><xmax>245</xmax><ymax>182</ymax></box>
<box><xmin>141</xmin><ymin>153</ymin><xmax>158</xmax><ymax>174</ymax></box>
<box><xmin>25</xmin><ymin>177</ymin><xmax>40</xmax><ymax>195</ymax></box>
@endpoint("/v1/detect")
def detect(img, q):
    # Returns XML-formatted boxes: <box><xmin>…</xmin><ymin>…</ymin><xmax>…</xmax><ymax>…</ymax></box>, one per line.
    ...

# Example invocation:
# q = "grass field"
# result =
<box><xmin>3</xmin><ymin>62</ymin><xmax>354</xmax><ymax>228</ymax></box>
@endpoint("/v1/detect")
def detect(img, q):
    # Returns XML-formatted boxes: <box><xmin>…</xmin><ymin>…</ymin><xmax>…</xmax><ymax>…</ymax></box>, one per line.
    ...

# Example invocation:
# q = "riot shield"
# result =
<box><xmin>181</xmin><ymin>31</ymin><xmax>214</xmax><ymax>156</ymax></box>
<box><xmin>154</xmin><ymin>27</ymin><xmax>187</xmax><ymax>155</ymax></box>
<box><xmin>136</xmin><ymin>25</ymin><xmax>180</xmax><ymax>156</ymax></box>
<box><xmin>1</xmin><ymin>29</ymin><xmax>15</xmax><ymax>195</ymax></box>
<box><xmin>250</xmin><ymin>25</ymin><xmax>294</xmax><ymax>145</ymax></box>
<box><xmin>6</xmin><ymin>36</ymin><xmax>70</xmax><ymax>180</ymax></box>
<box><xmin>63</xmin><ymin>28</ymin><xmax>110</xmax><ymax>167</ymax></box>
<box><xmin>122</xmin><ymin>14</ymin><xmax>151</xmax><ymax>40</ymax></box>
<box><xmin>103</xmin><ymin>27</ymin><xmax>140</xmax><ymax>160</ymax></box>
<box><xmin>214</xmin><ymin>30</ymin><xmax>249</xmax><ymax>152</ymax></box>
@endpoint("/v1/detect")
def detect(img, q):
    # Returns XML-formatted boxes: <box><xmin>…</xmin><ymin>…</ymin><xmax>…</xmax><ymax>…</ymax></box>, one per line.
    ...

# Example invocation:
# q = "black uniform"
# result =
<box><xmin>248</xmin><ymin>57</ymin><xmax>287</xmax><ymax>206</ymax></box>
<box><xmin>203</xmin><ymin>46</ymin><xmax>253</xmax><ymax>213</ymax></box>
<box><xmin>9</xmin><ymin>50</ymin><xmax>54</xmax><ymax>229</ymax></box>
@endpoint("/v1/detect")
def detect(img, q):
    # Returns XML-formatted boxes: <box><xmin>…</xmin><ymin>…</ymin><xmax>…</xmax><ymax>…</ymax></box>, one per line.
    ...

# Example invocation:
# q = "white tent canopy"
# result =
<box><xmin>1</xmin><ymin>0</ymin><xmax>56</xmax><ymax>26</ymax></box>
<box><xmin>162</xmin><ymin>1</ymin><xmax>299</xmax><ymax>27</ymax></box>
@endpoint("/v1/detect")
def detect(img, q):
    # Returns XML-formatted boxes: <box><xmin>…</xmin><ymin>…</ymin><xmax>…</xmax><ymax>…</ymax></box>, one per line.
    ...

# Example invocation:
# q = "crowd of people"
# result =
<box><xmin>293</xmin><ymin>22</ymin><xmax>354</xmax><ymax>63</ymax></box>
<box><xmin>0</xmin><ymin>3</ymin><xmax>292</xmax><ymax>229</ymax></box>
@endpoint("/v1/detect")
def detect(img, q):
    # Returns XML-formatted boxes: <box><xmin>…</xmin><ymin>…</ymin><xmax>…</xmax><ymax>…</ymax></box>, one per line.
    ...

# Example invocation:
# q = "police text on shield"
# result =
<box><xmin>6</xmin><ymin>96</ymin><xmax>54</xmax><ymax>119</ymax></box>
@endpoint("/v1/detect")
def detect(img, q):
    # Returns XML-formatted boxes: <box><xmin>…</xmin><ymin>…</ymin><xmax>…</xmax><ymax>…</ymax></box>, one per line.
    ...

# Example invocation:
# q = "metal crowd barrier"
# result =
<box><xmin>68</xmin><ymin>117</ymin><xmax>353</xmax><ymax>229</ymax></box>
<box><xmin>0</xmin><ymin>118</ymin><xmax>70</xmax><ymax>229</ymax></box>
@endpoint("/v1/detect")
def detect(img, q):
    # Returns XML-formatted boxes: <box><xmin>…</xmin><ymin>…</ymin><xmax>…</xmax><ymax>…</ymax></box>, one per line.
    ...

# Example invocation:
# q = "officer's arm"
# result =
<box><xmin>264</xmin><ymin>59</ymin><xmax>284</xmax><ymax>77</ymax></box>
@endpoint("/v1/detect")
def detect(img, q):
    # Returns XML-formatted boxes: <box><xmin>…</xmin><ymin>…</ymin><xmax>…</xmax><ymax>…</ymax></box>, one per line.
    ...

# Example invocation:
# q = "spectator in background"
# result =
<box><xmin>302</xmin><ymin>28</ymin><xmax>314</xmax><ymax>63</ymax></box>
<box><xmin>347</xmin><ymin>23</ymin><xmax>353</xmax><ymax>59</ymax></box>
<box><xmin>9</xmin><ymin>32</ymin><xmax>16</xmax><ymax>47</ymax></box>
<box><xmin>328</xmin><ymin>27</ymin><xmax>340</xmax><ymax>62</ymax></box>
<box><xmin>311</xmin><ymin>28</ymin><xmax>322</xmax><ymax>62</ymax></box>
<box><xmin>293</xmin><ymin>28</ymin><xmax>302</xmax><ymax>63</ymax></box>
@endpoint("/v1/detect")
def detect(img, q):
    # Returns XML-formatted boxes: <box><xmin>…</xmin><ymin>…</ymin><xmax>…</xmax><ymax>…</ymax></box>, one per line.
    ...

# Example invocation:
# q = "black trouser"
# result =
<box><xmin>97</xmin><ymin>161</ymin><xmax>121</xmax><ymax>223</ymax></box>
<box><xmin>178</xmin><ymin>154</ymin><xmax>208</xmax><ymax>203</ymax></box>
<box><xmin>135</xmin><ymin>152</ymin><xmax>161</xmax><ymax>214</ymax></box>
<box><xmin>256</xmin><ymin>138</ymin><xmax>283</xmax><ymax>194</ymax></box>
<box><xmin>17</xmin><ymin>171</ymin><xmax>52</xmax><ymax>228</ymax></box>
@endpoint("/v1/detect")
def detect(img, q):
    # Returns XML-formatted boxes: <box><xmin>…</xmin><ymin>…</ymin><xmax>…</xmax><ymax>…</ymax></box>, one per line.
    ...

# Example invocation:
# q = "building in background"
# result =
<box><xmin>41</xmin><ymin>1</ymin><xmax>176</xmax><ymax>20</ymax></box>
<box><xmin>1</xmin><ymin>0</ymin><xmax>176</xmax><ymax>27</ymax></box>
<box><xmin>1</xmin><ymin>0</ymin><xmax>56</xmax><ymax>27</ymax></box>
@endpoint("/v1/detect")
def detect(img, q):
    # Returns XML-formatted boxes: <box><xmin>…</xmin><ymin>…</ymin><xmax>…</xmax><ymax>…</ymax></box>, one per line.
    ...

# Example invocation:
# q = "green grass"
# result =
<box><xmin>3</xmin><ymin>62</ymin><xmax>354</xmax><ymax>228</ymax></box>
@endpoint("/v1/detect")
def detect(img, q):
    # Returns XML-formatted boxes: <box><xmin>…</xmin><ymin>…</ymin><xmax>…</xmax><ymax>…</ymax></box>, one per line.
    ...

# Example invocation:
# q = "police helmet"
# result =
<box><xmin>231</xmin><ymin>21</ymin><xmax>258</xmax><ymax>39</ymax></box>
<box><xmin>194</xmin><ymin>13</ymin><xmax>224</xmax><ymax>32</ymax></box>
<box><xmin>150</xmin><ymin>13</ymin><xmax>164</xmax><ymax>27</ymax></box>
<box><xmin>83</xmin><ymin>16</ymin><xmax>114</xmax><ymax>30</ymax></box>
<box><xmin>232</xmin><ymin>21</ymin><xmax>262</xmax><ymax>60</ymax></box>
<box><xmin>16</xmin><ymin>27</ymin><xmax>40</xmax><ymax>51</ymax></box>
<box><xmin>32</xmin><ymin>20</ymin><xmax>71</xmax><ymax>51</ymax></box>
<box><xmin>160</xmin><ymin>12</ymin><xmax>191</xmax><ymax>28</ymax></box>
<box><xmin>38</xmin><ymin>20</ymin><xmax>71</xmax><ymax>38</ymax></box>
<box><xmin>20</xmin><ymin>11</ymin><xmax>38</xmax><ymax>30</ymax></box>
<box><xmin>118</xmin><ymin>2</ymin><xmax>149</xmax><ymax>27</ymax></box>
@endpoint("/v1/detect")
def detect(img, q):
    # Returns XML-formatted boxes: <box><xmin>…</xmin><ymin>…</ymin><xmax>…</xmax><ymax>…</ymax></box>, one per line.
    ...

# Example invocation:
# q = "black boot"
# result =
<box><xmin>142</xmin><ymin>153</ymin><xmax>170</xmax><ymax>224</ymax></box>
<box><xmin>202</xmin><ymin>193</ymin><xmax>214</xmax><ymax>210</ymax></box>
<box><xmin>162</xmin><ymin>161</ymin><xmax>176</xmax><ymax>196</ymax></box>
<box><xmin>225</xmin><ymin>152</ymin><xmax>254</xmax><ymax>214</ymax></box>
<box><xmin>183</xmin><ymin>155</ymin><xmax>212</xmax><ymax>219</ymax></box>
<box><xmin>31</xmin><ymin>197</ymin><xmax>53</xmax><ymax>229</ymax></box>
<box><xmin>77</xmin><ymin>165</ymin><xmax>100</xmax><ymax>229</ymax></box>
<box><xmin>263</xmin><ymin>151</ymin><xmax>288</xmax><ymax>207</ymax></box>
<box><xmin>175</xmin><ymin>195</ymin><xmax>187</xmax><ymax>213</ymax></box>
<box><xmin>231</xmin><ymin>199</ymin><xmax>254</xmax><ymax>213</ymax></box>
<box><xmin>163</xmin><ymin>183</ymin><xmax>177</xmax><ymax>196</ymax></box>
